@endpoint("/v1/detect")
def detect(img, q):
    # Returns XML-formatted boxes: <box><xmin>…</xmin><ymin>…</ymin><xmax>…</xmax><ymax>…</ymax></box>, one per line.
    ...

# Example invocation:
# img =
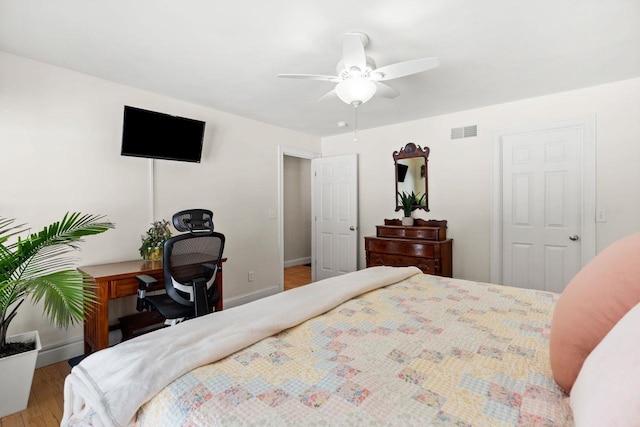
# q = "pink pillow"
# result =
<box><xmin>570</xmin><ymin>302</ymin><xmax>640</xmax><ymax>425</ymax></box>
<box><xmin>549</xmin><ymin>232</ymin><xmax>640</xmax><ymax>393</ymax></box>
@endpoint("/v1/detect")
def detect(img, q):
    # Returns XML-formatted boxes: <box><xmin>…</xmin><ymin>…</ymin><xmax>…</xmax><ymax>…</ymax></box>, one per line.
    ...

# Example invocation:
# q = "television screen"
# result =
<box><xmin>397</xmin><ymin>163</ymin><xmax>409</xmax><ymax>182</ymax></box>
<box><xmin>121</xmin><ymin>106</ymin><xmax>205</xmax><ymax>163</ymax></box>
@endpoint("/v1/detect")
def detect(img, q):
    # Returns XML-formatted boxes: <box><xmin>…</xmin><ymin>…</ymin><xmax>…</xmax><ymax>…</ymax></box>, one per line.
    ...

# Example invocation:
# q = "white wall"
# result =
<box><xmin>3</xmin><ymin>47</ymin><xmax>638</xmax><ymax>362</ymax></box>
<box><xmin>283</xmin><ymin>156</ymin><xmax>311</xmax><ymax>266</ymax></box>
<box><xmin>0</xmin><ymin>52</ymin><xmax>320</xmax><ymax>355</ymax></box>
<box><xmin>322</xmin><ymin>77</ymin><xmax>640</xmax><ymax>281</ymax></box>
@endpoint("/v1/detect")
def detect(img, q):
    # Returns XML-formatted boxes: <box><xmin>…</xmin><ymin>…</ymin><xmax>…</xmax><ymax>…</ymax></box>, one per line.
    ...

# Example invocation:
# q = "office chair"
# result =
<box><xmin>135</xmin><ymin>209</ymin><xmax>225</xmax><ymax>326</ymax></box>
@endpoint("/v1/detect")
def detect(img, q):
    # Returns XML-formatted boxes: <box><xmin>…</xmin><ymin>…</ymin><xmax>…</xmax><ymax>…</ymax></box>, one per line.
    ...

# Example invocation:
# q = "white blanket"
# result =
<box><xmin>62</xmin><ymin>266</ymin><xmax>421</xmax><ymax>427</ymax></box>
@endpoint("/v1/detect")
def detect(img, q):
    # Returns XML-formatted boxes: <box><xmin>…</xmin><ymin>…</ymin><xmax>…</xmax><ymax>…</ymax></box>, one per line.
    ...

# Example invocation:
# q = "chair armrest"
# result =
<box><xmin>136</xmin><ymin>274</ymin><xmax>157</xmax><ymax>312</ymax></box>
<box><xmin>136</xmin><ymin>274</ymin><xmax>158</xmax><ymax>289</ymax></box>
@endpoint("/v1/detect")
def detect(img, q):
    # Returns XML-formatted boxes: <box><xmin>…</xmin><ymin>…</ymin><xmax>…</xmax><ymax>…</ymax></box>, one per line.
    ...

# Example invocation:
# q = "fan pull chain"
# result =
<box><xmin>353</xmin><ymin>103</ymin><xmax>359</xmax><ymax>142</ymax></box>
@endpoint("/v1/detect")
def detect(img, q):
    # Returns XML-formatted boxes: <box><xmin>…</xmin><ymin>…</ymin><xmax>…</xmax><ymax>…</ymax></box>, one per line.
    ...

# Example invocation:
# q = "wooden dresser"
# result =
<box><xmin>364</xmin><ymin>219</ymin><xmax>452</xmax><ymax>277</ymax></box>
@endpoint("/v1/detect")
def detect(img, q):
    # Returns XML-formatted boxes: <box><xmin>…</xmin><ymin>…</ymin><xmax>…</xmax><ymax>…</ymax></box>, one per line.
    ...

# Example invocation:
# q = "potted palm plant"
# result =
<box><xmin>398</xmin><ymin>191</ymin><xmax>426</xmax><ymax>226</ymax></box>
<box><xmin>0</xmin><ymin>212</ymin><xmax>113</xmax><ymax>417</ymax></box>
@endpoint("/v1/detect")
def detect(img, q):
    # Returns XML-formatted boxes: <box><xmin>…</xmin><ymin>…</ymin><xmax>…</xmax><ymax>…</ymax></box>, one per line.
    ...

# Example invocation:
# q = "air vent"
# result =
<box><xmin>451</xmin><ymin>125</ymin><xmax>478</xmax><ymax>140</ymax></box>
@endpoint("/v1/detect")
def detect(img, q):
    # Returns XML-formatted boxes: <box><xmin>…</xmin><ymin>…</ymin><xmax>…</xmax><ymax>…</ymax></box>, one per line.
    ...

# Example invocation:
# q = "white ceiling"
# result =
<box><xmin>1</xmin><ymin>0</ymin><xmax>639</xmax><ymax>137</ymax></box>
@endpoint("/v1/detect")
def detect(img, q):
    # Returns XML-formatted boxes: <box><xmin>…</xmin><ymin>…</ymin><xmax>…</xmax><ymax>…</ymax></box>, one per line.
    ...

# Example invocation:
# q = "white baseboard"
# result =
<box><xmin>222</xmin><ymin>285</ymin><xmax>281</xmax><ymax>309</ymax></box>
<box><xmin>37</xmin><ymin>339</ymin><xmax>84</xmax><ymax>368</ymax></box>
<box><xmin>37</xmin><ymin>330</ymin><xmax>124</xmax><ymax>367</ymax></box>
<box><xmin>284</xmin><ymin>257</ymin><xmax>311</xmax><ymax>268</ymax></box>
<box><xmin>36</xmin><ymin>286</ymin><xmax>281</xmax><ymax>367</ymax></box>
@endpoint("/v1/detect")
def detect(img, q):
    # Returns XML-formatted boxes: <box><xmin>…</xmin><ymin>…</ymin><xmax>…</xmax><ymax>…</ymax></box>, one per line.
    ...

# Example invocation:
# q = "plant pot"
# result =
<box><xmin>0</xmin><ymin>330</ymin><xmax>41</xmax><ymax>417</ymax></box>
<box><xmin>402</xmin><ymin>216</ymin><xmax>414</xmax><ymax>226</ymax></box>
<box><xmin>144</xmin><ymin>246</ymin><xmax>163</xmax><ymax>262</ymax></box>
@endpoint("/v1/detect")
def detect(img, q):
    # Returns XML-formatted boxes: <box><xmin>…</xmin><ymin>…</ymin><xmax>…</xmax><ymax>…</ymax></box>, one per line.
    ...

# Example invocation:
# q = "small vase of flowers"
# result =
<box><xmin>139</xmin><ymin>220</ymin><xmax>172</xmax><ymax>261</ymax></box>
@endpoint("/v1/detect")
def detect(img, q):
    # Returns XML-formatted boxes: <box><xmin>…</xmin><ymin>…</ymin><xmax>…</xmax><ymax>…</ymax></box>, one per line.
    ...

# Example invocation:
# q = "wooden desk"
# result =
<box><xmin>79</xmin><ymin>258</ymin><xmax>226</xmax><ymax>354</ymax></box>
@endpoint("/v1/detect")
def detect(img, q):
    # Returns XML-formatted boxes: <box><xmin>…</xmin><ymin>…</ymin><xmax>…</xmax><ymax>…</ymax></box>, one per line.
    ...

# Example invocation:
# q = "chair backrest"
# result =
<box><xmin>163</xmin><ymin>209</ymin><xmax>225</xmax><ymax>310</ymax></box>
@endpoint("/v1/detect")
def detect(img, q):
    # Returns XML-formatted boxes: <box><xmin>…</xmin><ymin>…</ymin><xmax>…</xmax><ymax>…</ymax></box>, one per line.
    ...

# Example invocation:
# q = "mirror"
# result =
<box><xmin>394</xmin><ymin>142</ymin><xmax>430</xmax><ymax>212</ymax></box>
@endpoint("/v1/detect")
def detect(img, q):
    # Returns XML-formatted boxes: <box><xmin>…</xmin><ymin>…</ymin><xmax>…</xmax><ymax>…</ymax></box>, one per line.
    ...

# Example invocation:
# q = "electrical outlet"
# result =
<box><xmin>248</xmin><ymin>271</ymin><xmax>254</xmax><ymax>282</ymax></box>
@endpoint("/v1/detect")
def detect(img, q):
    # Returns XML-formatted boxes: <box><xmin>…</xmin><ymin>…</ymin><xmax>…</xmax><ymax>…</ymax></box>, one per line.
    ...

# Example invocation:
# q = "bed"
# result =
<box><xmin>62</xmin><ymin>265</ymin><xmax>576</xmax><ymax>426</ymax></box>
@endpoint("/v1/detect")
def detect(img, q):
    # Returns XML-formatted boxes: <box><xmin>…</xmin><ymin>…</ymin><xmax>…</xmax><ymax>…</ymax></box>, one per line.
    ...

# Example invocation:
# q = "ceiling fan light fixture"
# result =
<box><xmin>335</xmin><ymin>76</ymin><xmax>377</xmax><ymax>106</ymax></box>
<box><xmin>279</xmin><ymin>32</ymin><xmax>439</xmax><ymax>108</ymax></box>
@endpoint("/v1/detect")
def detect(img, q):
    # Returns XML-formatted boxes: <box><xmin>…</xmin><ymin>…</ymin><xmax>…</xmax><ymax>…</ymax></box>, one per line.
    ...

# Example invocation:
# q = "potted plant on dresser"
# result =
<box><xmin>0</xmin><ymin>212</ymin><xmax>113</xmax><ymax>417</ymax></box>
<box><xmin>398</xmin><ymin>191</ymin><xmax>426</xmax><ymax>226</ymax></box>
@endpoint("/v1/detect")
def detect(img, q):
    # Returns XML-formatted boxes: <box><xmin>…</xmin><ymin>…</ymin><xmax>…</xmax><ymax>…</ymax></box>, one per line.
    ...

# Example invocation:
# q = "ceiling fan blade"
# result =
<box><xmin>317</xmin><ymin>89</ymin><xmax>337</xmax><ymax>102</ymax></box>
<box><xmin>278</xmin><ymin>74</ymin><xmax>340</xmax><ymax>82</ymax></box>
<box><xmin>342</xmin><ymin>33</ymin><xmax>367</xmax><ymax>71</ymax></box>
<box><xmin>374</xmin><ymin>82</ymin><xmax>399</xmax><ymax>99</ymax></box>
<box><xmin>371</xmin><ymin>57</ymin><xmax>440</xmax><ymax>81</ymax></box>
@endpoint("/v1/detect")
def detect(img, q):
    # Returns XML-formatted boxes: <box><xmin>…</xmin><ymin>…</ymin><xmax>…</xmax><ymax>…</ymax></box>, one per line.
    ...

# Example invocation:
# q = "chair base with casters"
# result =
<box><xmin>135</xmin><ymin>209</ymin><xmax>225</xmax><ymax>326</ymax></box>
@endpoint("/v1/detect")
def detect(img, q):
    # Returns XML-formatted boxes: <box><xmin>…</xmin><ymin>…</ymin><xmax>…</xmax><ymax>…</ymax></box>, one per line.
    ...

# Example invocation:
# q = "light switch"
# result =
<box><xmin>268</xmin><ymin>209</ymin><xmax>276</xmax><ymax>219</ymax></box>
<box><xmin>596</xmin><ymin>209</ymin><xmax>607</xmax><ymax>223</ymax></box>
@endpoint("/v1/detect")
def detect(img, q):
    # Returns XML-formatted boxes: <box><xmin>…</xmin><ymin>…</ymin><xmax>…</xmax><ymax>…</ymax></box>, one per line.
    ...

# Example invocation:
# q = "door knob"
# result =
<box><xmin>349</xmin><ymin>226</ymin><xmax>356</xmax><ymax>231</ymax></box>
<box><xmin>569</xmin><ymin>235</ymin><xmax>580</xmax><ymax>241</ymax></box>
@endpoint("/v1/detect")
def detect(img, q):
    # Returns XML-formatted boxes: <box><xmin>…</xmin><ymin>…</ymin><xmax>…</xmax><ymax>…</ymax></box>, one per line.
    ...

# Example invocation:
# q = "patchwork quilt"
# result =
<box><xmin>133</xmin><ymin>274</ymin><xmax>572</xmax><ymax>426</ymax></box>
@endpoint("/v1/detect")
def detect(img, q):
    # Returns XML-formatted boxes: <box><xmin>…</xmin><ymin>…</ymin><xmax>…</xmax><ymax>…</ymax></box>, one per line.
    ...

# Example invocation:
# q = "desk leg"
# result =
<box><xmin>83</xmin><ymin>317</ymin><xmax>92</xmax><ymax>354</ymax></box>
<box><xmin>84</xmin><ymin>280</ymin><xmax>110</xmax><ymax>354</ymax></box>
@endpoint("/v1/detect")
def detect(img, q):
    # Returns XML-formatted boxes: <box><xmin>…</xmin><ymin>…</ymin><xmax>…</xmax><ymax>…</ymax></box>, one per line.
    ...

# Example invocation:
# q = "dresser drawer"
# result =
<box><xmin>376</xmin><ymin>226</ymin><xmax>446</xmax><ymax>241</ymax></box>
<box><xmin>364</xmin><ymin>234</ymin><xmax>452</xmax><ymax>278</ymax></box>
<box><xmin>365</xmin><ymin>238</ymin><xmax>435</xmax><ymax>258</ymax></box>
<box><xmin>367</xmin><ymin>253</ymin><xmax>435</xmax><ymax>274</ymax></box>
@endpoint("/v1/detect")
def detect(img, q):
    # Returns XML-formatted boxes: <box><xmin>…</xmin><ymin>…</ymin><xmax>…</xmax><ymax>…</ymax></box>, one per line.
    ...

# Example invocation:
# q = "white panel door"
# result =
<box><xmin>502</xmin><ymin>128</ymin><xmax>583</xmax><ymax>293</ymax></box>
<box><xmin>312</xmin><ymin>154</ymin><xmax>358</xmax><ymax>280</ymax></box>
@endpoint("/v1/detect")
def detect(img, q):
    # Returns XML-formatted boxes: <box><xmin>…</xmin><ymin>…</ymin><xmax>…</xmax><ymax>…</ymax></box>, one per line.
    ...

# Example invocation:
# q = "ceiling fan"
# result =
<box><xmin>278</xmin><ymin>32</ymin><xmax>440</xmax><ymax>107</ymax></box>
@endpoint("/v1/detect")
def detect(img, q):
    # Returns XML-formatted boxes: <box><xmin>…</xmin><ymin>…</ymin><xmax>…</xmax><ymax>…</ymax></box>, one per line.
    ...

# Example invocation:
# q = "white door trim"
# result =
<box><xmin>490</xmin><ymin>115</ymin><xmax>596</xmax><ymax>285</ymax></box>
<box><xmin>278</xmin><ymin>146</ymin><xmax>321</xmax><ymax>292</ymax></box>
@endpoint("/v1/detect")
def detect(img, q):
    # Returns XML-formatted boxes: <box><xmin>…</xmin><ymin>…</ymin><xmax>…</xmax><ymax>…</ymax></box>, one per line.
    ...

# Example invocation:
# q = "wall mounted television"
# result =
<box><xmin>121</xmin><ymin>106</ymin><xmax>206</xmax><ymax>163</ymax></box>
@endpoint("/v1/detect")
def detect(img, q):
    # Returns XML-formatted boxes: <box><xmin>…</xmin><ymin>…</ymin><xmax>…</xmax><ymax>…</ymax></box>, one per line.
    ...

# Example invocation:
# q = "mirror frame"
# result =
<box><xmin>394</xmin><ymin>142</ymin><xmax>430</xmax><ymax>212</ymax></box>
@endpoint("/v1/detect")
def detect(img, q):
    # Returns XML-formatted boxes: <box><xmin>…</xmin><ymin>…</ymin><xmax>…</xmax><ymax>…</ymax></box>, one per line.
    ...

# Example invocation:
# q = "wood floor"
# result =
<box><xmin>283</xmin><ymin>264</ymin><xmax>312</xmax><ymax>290</ymax></box>
<box><xmin>0</xmin><ymin>265</ymin><xmax>312</xmax><ymax>426</ymax></box>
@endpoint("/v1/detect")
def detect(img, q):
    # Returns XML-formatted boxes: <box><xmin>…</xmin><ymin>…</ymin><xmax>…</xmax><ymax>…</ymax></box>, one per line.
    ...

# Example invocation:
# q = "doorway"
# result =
<box><xmin>283</xmin><ymin>155</ymin><xmax>312</xmax><ymax>290</ymax></box>
<box><xmin>491</xmin><ymin>116</ymin><xmax>596</xmax><ymax>292</ymax></box>
<box><xmin>278</xmin><ymin>146</ymin><xmax>320</xmax><ymax>292</ymax></box>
